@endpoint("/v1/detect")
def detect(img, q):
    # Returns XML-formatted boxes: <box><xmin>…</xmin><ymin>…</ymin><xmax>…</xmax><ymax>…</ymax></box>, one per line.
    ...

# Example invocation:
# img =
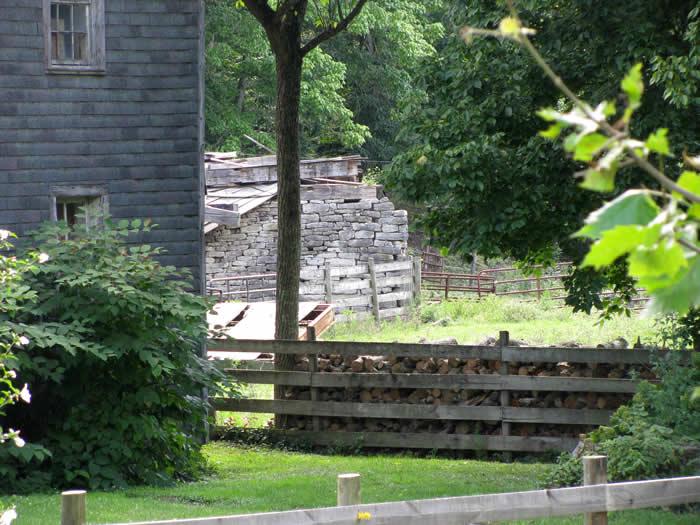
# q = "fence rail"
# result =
<box><xmin>208</xmin><ymin>273</ymin><xmax>277</xmax><ymax>301</ymax></box>
<box><xmin>208</xmin><ymin>333</ymin><xmax>689</xmax><ymax>453</ymax></box>
<box><xmin>71</xmin><ymin>463</ymin><xmax>700</xmax><ymax>525</ymax></box>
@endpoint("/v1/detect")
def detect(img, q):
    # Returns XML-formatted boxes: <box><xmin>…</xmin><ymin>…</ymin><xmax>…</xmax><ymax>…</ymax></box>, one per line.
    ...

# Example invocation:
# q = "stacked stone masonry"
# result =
<box><xmin>205</xmin><ymin>195</ymin><xmax>410</xmax><ymax>306</ymax></box>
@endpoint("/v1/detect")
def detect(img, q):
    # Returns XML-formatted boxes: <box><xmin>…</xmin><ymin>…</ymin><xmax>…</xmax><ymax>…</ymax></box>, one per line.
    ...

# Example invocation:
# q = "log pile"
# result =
<box><xmin>280</xmin><ymin>337</ymin><xmax>655</xmax><ymax>438</ymax></box>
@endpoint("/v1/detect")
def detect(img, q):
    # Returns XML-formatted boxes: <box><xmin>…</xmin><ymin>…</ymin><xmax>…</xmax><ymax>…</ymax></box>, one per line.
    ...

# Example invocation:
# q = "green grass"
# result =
<box><xmin>326</xmin><ymin>296</ymin><xmax>656</xmax><ymax>347</ymax></box>
<box><xmin>215</xmin><ymin>383</ymin><xmax>273</xmax><ymax>428</ymax></box>
<box><xmin>4</xmin><ymin>443</ymin><xmax>697</xmax><ymax>524</ymax></box>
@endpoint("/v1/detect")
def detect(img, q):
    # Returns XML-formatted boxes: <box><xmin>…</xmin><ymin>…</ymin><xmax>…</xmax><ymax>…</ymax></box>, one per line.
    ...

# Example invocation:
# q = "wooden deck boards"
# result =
<box><xmin>207</xmin><ymin>302</ymin><xmax>332</xmax><ymax>361</ymax></box>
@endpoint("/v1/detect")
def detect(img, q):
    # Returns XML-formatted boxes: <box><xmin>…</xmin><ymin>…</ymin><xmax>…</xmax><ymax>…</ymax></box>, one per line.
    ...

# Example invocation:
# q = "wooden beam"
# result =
<box><xmin>112</xmin><ymin>476</ymin><xmax>700</xmax><ymax>525</ymax></box>
<box><xmin>301</xmin><ymin>185</ymin><xmax>379</xmax><ymax>201</ymax></box>
<box><xmin>204</xmin><ymin>205</ymin><xmax>240</xmax><ymax>226</ymax></box>
<box><xmin>584</xmin><ymin>455</ymin><xmax>608</xmax><ymax>525</ymax></box>
<box><xmin>207</xmin><ymin>338</ymin><xmax>683</xmax><ymax>366</ymax></box>
<box><xmin>206</xmin><ymin>156</ymin><xmax>363</xmax><ymax>186</ymax></box>
<box><xmin>245</xmin><ymin>429</ymin><xmax>578</xmax><ymax>453</ymax></box>
<box><xmin>207</xmin><ymin>339</ymin><xmax>503</xmax><ymax>360</ymax></box>
<box><xmin>223</xmin><ymin>369</ymin><xmax>642</xmax><ymax>393</ymax></box>
<box><xmin>212</xmin><ymin>398</ymin><xmax>503</xmax><ymax>421</ymax></box>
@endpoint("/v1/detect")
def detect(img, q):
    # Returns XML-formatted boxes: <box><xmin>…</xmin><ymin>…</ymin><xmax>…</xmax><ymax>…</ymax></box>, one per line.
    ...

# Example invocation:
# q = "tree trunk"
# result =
<box><xmin>272</xmin><ymin>31</ymin><xmax>304</xmax><ymax>426</ymax></box>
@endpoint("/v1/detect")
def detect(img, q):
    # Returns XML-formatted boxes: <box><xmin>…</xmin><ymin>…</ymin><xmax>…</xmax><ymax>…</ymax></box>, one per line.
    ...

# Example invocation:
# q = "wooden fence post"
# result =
<box><xmin>324</xmin><ymin>261</ymin><xmax>333</xmax><ymax>305</ymax></box>
<box><xmin>61</xmin><ymin>490</ymin><xmax>86</xmax><ymax>525</ymax></box>
<box><xmin>412</xmin><ymin>256</ymin><xmax>422</xmax><ymax>305</ymax></box>
<box><xmin>499</xmin><ymin>330</ymin><xmax>511</xmax><ymax>461</ymax></box>
<box><xmin>337</xmin><ymin>473</ymin><xmax>361</xmax><ymax>506</ymax></box>
<box><xmin>368</xmin><ymin>258</ymin><xmax>380</xmax><ymax>323</ymax></box>
<box><xmin>583</xmin><ymin>455</ymin><xmax>608</xmax><ymax>525</ymax></box>
<box><xmin>306</xmin><ymin>326</ymin><xmax>320</xmax><ymax>432</ymax></box>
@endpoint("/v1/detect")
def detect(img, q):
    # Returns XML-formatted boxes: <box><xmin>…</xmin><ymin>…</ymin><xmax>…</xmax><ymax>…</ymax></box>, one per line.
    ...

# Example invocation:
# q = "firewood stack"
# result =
<box><xmin>281</xmin><ymin>337</ymin><xmax>654</xmax><ymax>438</ymax></box>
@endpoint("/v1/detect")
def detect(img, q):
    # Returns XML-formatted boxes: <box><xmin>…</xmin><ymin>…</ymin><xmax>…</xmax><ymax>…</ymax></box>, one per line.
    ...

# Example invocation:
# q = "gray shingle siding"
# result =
<box><xmin>0</xmin><ymin>0</ymin><xmax>204</xmax><ymax>290</ymax></box>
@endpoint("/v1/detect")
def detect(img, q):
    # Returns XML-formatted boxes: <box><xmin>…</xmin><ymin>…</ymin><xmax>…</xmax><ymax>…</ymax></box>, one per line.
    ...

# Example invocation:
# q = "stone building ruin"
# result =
<box><xmin>204</xmin><ymin>153</ymin><xmax>412</xmax><ymax>317</ymax></box>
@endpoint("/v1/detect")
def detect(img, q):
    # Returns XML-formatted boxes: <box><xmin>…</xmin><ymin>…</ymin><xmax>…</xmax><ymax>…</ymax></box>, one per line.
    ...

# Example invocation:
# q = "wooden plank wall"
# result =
<box><xmin>209</xmin><ymin>338</ymin><xmax>687</xmax><ymax>453</ymax></box>
<box><xmin>0</xmin><ymin>0</ymin><xmax>204</xmax><ymax>288</ymax></box>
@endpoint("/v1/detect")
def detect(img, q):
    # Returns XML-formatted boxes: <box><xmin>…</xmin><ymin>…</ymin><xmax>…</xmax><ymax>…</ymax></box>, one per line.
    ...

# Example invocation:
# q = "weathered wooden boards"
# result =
<box><xmin>206</xmin><ymin>154</ymin><xmax>364</xmax><ymax>186</ymax></box>
<box><xmin>210</xmin><ymin>338</ymin><xmax>683</xmax><ymax>452</ymax></box>
<box><xmin>107</xmin><ymin>476</ymin><xmax>700</xmax><ymax>525</ymax></box>
<box><xmin>207</xmin><ymin>338</ymin><xmax>682</xmax><ymax>365</ymax></box>
<box><xmin>207</xmin><ymin>303</ymin><xmax>335</xmax><ymax>360</ymax></box>
<box><xmin>225</xmin><ymin>369</ymin><xmax>641</xmax><ymax>393</ymax></box>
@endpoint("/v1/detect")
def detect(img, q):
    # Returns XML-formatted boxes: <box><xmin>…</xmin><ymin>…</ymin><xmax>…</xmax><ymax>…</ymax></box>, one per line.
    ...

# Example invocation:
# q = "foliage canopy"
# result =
<box><xmin>387</xmin><ymin>0</ymin><xmax>700</xmax><ymax>265</ymax></box>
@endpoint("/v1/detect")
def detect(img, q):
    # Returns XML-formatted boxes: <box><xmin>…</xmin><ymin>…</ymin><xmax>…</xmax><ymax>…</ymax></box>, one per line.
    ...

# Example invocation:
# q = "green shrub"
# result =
<box><xmin>0</xmin><ymin>220</ymin><xmax>222</xmax><ymax>491</ymax></box>
<box><xmin>545</xmin><ymin>355</ymin><xmax>700</xmax><ymax>487</ymax></box>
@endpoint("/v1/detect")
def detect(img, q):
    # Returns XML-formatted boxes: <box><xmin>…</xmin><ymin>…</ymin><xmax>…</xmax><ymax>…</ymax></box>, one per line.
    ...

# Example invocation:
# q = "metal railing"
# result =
<box><xmin>207</xmin><ymin>273</ymin><xmax>277</xmax><ymax>301</ymax></box>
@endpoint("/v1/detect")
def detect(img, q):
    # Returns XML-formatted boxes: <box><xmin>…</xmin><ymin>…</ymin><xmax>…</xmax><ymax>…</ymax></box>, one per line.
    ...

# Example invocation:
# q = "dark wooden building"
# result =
<box><xmin>0</xmin><ymin>0</ymin><xmax>205</xmax><ymax>289</ymax></box>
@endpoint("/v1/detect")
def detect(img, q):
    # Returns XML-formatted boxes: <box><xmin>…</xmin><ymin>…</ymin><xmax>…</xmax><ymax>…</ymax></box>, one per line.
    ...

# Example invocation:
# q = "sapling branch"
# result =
<box><xmin>679</xmin><ymin>238</ymin><xmax>700</xmax><ymax>255</ymax></box>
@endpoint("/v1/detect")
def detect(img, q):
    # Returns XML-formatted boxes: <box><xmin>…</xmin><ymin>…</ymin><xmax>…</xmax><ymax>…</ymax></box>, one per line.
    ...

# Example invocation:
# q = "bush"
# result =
<box><xmin>0</xmin><ymin>220</ymin><xmax>221</xmax><ymax>491</ymax></box>
<box><xmin>545</xmin><ymin>353</ymin><xmax>700</xmax><ymax>487</ymax></box>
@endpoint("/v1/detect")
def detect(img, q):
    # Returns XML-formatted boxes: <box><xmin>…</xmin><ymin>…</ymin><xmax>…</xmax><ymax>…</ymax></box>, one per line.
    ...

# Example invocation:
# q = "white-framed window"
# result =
<box><xmin>44</xmin><ymin>0</ymin><xmax>105</xmax><ymax>74</ymax></box>
<box><xmin>50</xmin><ymin>186</ymin><xmax>109</xmax><ymax>230</ymax></box>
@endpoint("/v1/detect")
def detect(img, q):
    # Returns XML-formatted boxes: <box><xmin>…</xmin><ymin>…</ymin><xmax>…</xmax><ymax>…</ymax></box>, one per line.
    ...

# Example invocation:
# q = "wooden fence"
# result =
<box><xmin>60</xmin><ymin>458</ymin><xmax>700</xmax><ymax>525</ymax></box>
<box><xmin>300</xmin><ymin>258</ymin><xmax>421</xmax><ymax>322</ymax></box>
<box><xmin>209</xmin><ymin>333</ymin><xmax>685</xmax><ymax>453</ymax></box>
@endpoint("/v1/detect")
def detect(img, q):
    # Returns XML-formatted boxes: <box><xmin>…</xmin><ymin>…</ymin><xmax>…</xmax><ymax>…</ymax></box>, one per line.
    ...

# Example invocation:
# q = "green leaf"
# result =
<box><xmin>645</xmin><ymin>128</ymin><xmax>671</xmax><ymax>156</ymax></box>
<box><xmin>602</xmin><ymin>101</ymin><xmax>617</xmax><ymax>117</ymax></box>
<box><xmin>674</xmin><ymin>171</ymin><xmax>700</xmax><ymax>218</ymax></box>
<box><xmin>621</xmin><ymin>63</ymin><xmax>644</xmax><ymax>108</ymax></box>
<box><xmin>573</xmin><ymin>133</ymin><xmax>608</xmax><ymax>161</ymax></box>
<box><xmin>536</xmin><ymin>108</ymin><xmax>560</xmax><ymax>122</ymax></box>
<box><xmin>646</xmin><ymin>256</ymin><xmax>700</xmax><ymax>315</ymax></box>
<box><xmin>580</xmin><ymin>168</ymin><xmax>615</xmax><ymax>192</ymax></box>
<box><xmin>581</xmin><ymin>225</ymin><xmax>660</xmax><ymax>269</ymax></box>
<box><xmin>628</xmin><ymin>240</ymin><xmax>687</xmax><ymax>280</ymax></box>
<box><xmin>539</xmin><ymin>123</ymin><xmax>563</xmax><ymax>139</ymax></box>
<box><xmin>575</xmin><ymin>190</ymin><xmax>660</xmax><ymax>239</ymax></box>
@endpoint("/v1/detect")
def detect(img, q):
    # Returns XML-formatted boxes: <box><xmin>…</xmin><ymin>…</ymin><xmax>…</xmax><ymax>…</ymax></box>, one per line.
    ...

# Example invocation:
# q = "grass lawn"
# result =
<box><xmin>4</xmin><ymin>443</ymin><xmax>697</xmax><ymax>524</ymax></box>
<box><xmin>326</xmin><ymin>296</ymin><xmax>656</xmax><ymax>347</ymax></box>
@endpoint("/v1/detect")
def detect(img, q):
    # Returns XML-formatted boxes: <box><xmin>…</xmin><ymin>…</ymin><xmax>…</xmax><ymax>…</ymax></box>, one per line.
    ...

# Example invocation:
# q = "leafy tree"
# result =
<box><xmin>321</xmin><ymin>0</ymin><xmax>445</xmax><ymax>159</ymax></box>
<box><xmin>387</xmin><ymin>0</ymin><xmax>700</xmax><ymax>275</ymax></box>
<box><xmin>205</xmin><ymin>0</ymin><xmax>370</xmax><ymax>155</ymax></box>
<box><xmin>232</xmin><ymin>1</ymin><xmax>370</xmax><ymax>415</ymax></box>
<box><xmin>205</xmin><ymin>0</ymin><xmax>445</xmax><ymax>160</ymax></box>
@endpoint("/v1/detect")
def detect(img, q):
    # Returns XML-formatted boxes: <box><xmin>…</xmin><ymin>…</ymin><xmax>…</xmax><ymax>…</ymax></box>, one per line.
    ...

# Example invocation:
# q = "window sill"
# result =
<box><xmin>46</xmin><ymin>65</ymin><xmax>106</xmax><ymax>76</ymax></box>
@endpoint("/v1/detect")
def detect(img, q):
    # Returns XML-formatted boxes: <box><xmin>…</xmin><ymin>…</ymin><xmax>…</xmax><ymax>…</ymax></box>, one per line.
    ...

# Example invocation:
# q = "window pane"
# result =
<box><xmin>51</xmin><ymin>32</ymin><xmax>59</xmax><ymax>60</ymax></box>
<box><xmin>73</xmin><ymin>5</ymin><xmax>88</xmax><ymax>32</ymax></box>
<box><xmin>61</xmin><ymin>32</ymin><xmax>73</xmax><ymax>61</ymax></box>
<box><xmin>65</xmin><ymin>203</ymin><xmax>78</xmax><ymax>226</ymax></box>
<box><xmin>56</xmin><ymin>202</ymin><xmax>65</xmax><ymax>222</ymax></box>
<box><xmin>50</xmin><ymin>4</ymin><xmax>58</xmax><ymax>30</ymax></box>
<box><xmin>57</xmin><ymin>4</ymin><xmax>71</xmax><ymax>31</ymax></box>
<box><xmin>74</xmin><ymin>33</ymin><xmax>87</xmax><ymax>61</ymax></box>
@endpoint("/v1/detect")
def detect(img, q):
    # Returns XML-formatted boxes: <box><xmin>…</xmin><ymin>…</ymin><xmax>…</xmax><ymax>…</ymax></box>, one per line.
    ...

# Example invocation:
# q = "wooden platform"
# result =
<box><xmin>207</xmin><ymin>301</ymin><xmax>334</xmax><ymax>361</ymax></box>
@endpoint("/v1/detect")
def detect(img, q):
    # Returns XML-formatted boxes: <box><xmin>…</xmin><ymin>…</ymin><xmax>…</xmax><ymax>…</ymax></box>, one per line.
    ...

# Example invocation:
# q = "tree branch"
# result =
<box><xmin>300</xmin><ymin>0</ymin><xmax>369</xmax><ymax>56</ymax></box>
<box><xmin>241</xmin><ymin>0</ymin><xmax>277</xmax><ymax>29</ymax></box>
<box><xmin>276</xmin><ymin>0</ymin><xmax>306</xmax><ymax>25</ymax></box>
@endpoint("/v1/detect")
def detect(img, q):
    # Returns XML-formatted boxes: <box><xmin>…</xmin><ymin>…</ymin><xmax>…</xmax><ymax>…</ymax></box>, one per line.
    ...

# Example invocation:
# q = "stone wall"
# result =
<box><xmin>205</xmin><ymin>193</ymin><xmax>409</xmax><ymax>303</ymax></box>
